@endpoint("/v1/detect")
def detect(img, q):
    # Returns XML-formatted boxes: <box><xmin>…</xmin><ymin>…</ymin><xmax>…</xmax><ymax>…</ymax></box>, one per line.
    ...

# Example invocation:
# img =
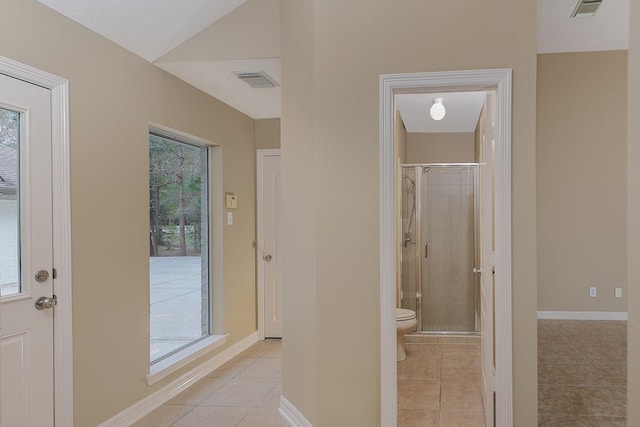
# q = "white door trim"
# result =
<box><xmin>257</xmin><ymin>148</ymin><xmax>281</xmax><ymax>340</ymax></box>
<box><xmin>379</xmin><ymin>69</ymin><xmax>512</xmax><ymax>426</ymax></box>
<box><xmin>0</xmin><ymin>56</ymin><xmax>73</xmax><ymax>426</ymax></box>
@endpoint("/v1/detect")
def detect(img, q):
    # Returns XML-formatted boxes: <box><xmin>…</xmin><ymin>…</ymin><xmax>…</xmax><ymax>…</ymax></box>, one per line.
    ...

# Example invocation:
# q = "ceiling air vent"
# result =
<box><xmin>570</xmin><ymin>0</ymin><xmax>603</xmax><ymax>18</ymax></box>
<box><xmin>233</xmin><ymin>71</ymin><xmax>279</xmax><ymax>88</ymax></box>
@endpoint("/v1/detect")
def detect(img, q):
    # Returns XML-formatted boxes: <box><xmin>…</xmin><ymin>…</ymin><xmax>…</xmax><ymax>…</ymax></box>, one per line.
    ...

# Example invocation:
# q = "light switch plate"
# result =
<box><xmin>615</xmin><ymin>287</ymin><xmax>622</xmax><ymax>298</ymax></box>
<box><xmin>227</xmin><ymin>211</ymin><xmax>233</xmax><ymax>225</ymax></box>
<box><xmin>225</xmin><ymin>194</ymin><xmax>237</xmax><ymax>209</ymax></box>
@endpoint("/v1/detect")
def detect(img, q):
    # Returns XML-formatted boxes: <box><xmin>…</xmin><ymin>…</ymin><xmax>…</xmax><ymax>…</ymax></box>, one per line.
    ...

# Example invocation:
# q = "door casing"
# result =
<box><xmin>379</xmin><ymin>69</ymin><xmax>513</xmax><ymax>426</ymax></box>
<box><xmin>0</xmin><ymin>56</ymin><xmax>73</xmax><ymax>426</ymax></box>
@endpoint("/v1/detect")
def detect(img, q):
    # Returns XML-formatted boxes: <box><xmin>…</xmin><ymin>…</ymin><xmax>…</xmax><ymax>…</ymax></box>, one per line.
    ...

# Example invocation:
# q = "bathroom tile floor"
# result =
<box><xmin>132</xmin><ymin>339</ymin><xmax>286</xmax><ymax>427</ymax></box>
<box><xmin>538</xmin><ymin>320</ymin><xmax>627</xmax><ymax>426</ymax></box>
<box><xmin>398</xmin><ymin>336</ymin><xmax>485</xmax><ymax>427</ymax></box>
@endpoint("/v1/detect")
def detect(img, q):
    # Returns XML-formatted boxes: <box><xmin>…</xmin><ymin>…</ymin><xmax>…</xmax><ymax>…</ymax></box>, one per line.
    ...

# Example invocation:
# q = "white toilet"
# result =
<box><xmin>396</xmin><ymin>308</ymin><xmax>417</xmax><ymax>362</ymax></box>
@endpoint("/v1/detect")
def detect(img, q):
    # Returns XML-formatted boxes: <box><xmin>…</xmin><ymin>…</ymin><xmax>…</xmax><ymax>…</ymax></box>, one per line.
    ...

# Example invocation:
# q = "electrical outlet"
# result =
<box><xmin>589</xmin><ymin>287</ymin><xmax>597</xmax><ymax>297</ymax></box>
<box><xmin>615</xmin><ymin>287</ymin><xmax>622</xmax><ymax>298</ymax></box>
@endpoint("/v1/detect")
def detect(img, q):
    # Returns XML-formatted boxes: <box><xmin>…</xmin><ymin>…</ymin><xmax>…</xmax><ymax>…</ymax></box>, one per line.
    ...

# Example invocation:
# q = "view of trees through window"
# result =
<box><xmin>149</xmin><ymin>133</ymin><xmax>210</xmax><ymax>362</ymax></box>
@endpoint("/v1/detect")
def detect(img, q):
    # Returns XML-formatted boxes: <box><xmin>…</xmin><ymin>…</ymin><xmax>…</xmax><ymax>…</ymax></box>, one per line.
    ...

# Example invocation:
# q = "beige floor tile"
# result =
<box><xmin>538</xmin><ymin>346</ymin><xmax>587</xmax><ymax>365</ymax></box>
<box><xmin>440</xmin><ymin>380</ymin><xmax>483</xmax><ymax>411</ymax></box>
<box><xmin>538</xmin><ymin>385</ymin><xmax>572</xmax><ymax>415</ymax></box>
<box><xmin>131</xmin><ymin>404</ymin><xmax>194</xmax><ymax>427</ymax></box>
<box><xmin>439</xmin><ymin>410</ymin><xmax>485</xmax><ymax>427</ymax></box>
<box><xmin>442</xmin><ymin>343</ymin><xmax>480</xmax><ymax>356</ymax></box>
<box><xmin>171</xmin><ymin>405</ymin><xmax>250</xmax><ymax>427</ymax></box>
<box><xmin>562</xmin><ymin>386</ymin><xmax>626</xmax><ymax>417</ymax></box>
<box><xmin>537</xmin><ymin>413</ymin><xmax>579</xmax><ymax>426</ymax></box>
<box><xmin>538</xmin><ymin>365</ymin><xmax>555</xmax><ymax>385</ymax></box>
<box><xmin>441</xmin><ymin>358</ymin><xmax>481</xmax><ymax>382</ymax></box>
<box><xmin>236</xmin><ymin>407</ymin><xmax>289</xmax><ymax>427</ymax></box>
<box><xmin>202</xmin><ymin>376</ymin><xmax>278</xmax><ymax>406</ymax></box>
<box><xmin>397</xmin><ymin>409</ymin><xmax>439</xmax><ymax>426</ymax></box>
<box><xmin>398</xmin><ymin>355</ymin><xmax>442</xmax><ymax>381</ymax></box>
<box><xmin>573</xmin><ymin>416</ymin><xmax>627</xmax><ymax>426</ymax></box>
<box><xmin>578</xmin><ymin>344</ymin><xmax>626</xmax><ymax>365</ymax></box>
<box><xmin>168</xmin><ymin>377</ymin><xmax>229</xmax><ymax>405</ymax></box>
<box><xmin>404</xmin><ymin>343</ymin><xmax>442</xmax><ymax>358</ymax></box>
<box><xmin>256</xmin><ymin>383</ymin><xmax>282</xmax><ymax>409</ymax></box>
<box><xmin>397</xmin><ymin>379</ymin><xmax>441</xmax><ymax>410</ymax></box>
<box><xmin>544</xmin><ymin>364</ymin><xmax>608</xmax><ymax>386</ymax></box>
<box><xmin>206</xmin><ymin>357</ymin><xmax>258</xmax><ymax>379</ymax></box>
<box><xmin>236</xmin><ymin>356</ymin><xmax>281</xmax><ymax>379</ymax></box>
<box><xmin>593</xmin><ymin>364</ymin><xmax>626</xmax><ymax>386</ymax></box>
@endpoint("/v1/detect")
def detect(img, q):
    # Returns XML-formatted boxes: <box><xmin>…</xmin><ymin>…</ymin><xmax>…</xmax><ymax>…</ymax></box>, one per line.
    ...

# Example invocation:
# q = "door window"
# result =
<box><xmin>0</xmin><ymin>108</ymin><xmax>20</xmax><ymax>297</ymax></box>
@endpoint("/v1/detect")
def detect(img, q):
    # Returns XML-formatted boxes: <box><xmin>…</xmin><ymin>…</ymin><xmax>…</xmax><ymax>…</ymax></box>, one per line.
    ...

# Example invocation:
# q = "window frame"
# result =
<box><xmin>146</xmin><ymin>123</ymin><xmax>226</xmax><ymax>385</ymax></box>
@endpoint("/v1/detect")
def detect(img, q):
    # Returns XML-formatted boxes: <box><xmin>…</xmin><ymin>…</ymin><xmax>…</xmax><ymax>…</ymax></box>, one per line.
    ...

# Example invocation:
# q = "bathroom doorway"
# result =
<box><xmin>379</xmin><ymin>69</ymin><xmax>513</xmax><ymax>427</ymax></box>
<box><xmin>400</xmin><ymin>164</ymin><xmax>479</xmax><ymax>334</ymax></box>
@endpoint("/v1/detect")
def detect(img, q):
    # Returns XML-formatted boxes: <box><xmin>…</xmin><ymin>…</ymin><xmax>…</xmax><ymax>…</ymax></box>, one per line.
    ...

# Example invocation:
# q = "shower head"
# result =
<box><xmin>404</xmin><ymin>176</ymin><xmax>415</xmax><ymax>186</ymax></box>
<box><xmin>423</xmin><ymin>167</ymin><xmax>430</xmax><ymax>174</ymax></box>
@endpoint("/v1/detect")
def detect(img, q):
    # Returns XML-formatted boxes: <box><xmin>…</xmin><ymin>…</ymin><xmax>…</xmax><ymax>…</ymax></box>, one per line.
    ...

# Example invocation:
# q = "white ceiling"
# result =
<box><xmin>38</xmin><ymin>0</ymin><xmax>250</xmax><ymax>62</ymax></box>
<box><xmin>38</xmin><ymin>0</ymin><xmax>629</xmax><ymax>121</ymax></box>
<box><xmin>538</xmin><ymin>0</ymin><xmax>629</xmax><ymax>53</ymax></box>
<box><xmin>396</xmin><ymin>93</ymin><xmax>486</xmax><ymax>134</ymax></box>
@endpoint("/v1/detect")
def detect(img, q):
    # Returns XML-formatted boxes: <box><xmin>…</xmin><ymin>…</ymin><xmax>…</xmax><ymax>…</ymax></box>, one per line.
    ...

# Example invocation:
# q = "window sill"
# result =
<box><xmin>146</xmin><ymin>334</ymin><xmax>229</xmax><ymax>386</ymax></box>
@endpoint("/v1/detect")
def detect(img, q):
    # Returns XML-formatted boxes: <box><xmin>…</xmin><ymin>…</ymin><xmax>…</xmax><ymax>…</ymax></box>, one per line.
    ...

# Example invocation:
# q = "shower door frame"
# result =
<box><xmin>379</xmin><ymin>69</ymin><xmax>513</xmax><ymax>427</ymax></box>
<box><xmin>401</xmin><ymin>163</ymin><xmax>480</xmax><ymax>334</ymax></box>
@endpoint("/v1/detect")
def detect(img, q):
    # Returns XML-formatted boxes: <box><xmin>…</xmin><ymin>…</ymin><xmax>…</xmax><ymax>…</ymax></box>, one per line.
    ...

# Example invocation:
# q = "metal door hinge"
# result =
<box><xmin>52</xmin><ymin>268</ymin><xmax>57</xmax><ymax>279</ymax></box>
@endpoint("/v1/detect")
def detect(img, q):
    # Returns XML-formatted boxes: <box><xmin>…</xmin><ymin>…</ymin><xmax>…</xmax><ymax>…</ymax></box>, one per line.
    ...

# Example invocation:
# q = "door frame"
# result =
<box><xmin>256</xmin><ymin>148</ymin><xmax>280</xmax><ymax>340</ymax></box>
<box><xmin>0</xmin><ymin>56</ymin><xmax>73</xmax><ymax>426</ymax></box>
<box><xmin>379</xmin><ymin>69</ymin><xmax>512</xmax><ymax>426</ymax></box>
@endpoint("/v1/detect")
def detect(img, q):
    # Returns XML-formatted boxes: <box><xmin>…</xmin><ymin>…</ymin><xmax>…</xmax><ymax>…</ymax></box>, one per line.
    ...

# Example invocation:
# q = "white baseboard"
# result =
<box><xmin>537</xmin><ymin>311</ymin><xmax>628</xmax><ymax>321</ymax></box>
<box><xmin>98</xmin><ymin>332</ymin><xmax>259</xmax><ymax>427</ymax></box>
<box><xmin>279</xmin><ymin>395</ymin><xmax>313</xmax><ymax>427</ymax></box>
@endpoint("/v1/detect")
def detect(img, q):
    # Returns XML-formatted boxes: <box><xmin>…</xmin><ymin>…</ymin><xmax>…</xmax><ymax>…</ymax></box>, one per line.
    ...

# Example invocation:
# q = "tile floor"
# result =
<box><xmin>133</xmin><ymin>339</ymin><xmax>286</xmax><ymax>427</ymax></box>
<box><xmin>538</xmin><ymin>320</ymin><xmax>627</xmax><ymax>426</ymax></box>
<box><xmin>398</xmin><ymin>336</ymin><xmax>485</xmax><ymax>427</ymax></box>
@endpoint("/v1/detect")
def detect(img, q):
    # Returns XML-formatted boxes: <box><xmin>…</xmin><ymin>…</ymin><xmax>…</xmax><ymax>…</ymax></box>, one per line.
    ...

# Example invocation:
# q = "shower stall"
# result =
<box><xmin>400</xmin><ymin>164</ymin><xmax>480</xmax><ymax>333</ymax></box>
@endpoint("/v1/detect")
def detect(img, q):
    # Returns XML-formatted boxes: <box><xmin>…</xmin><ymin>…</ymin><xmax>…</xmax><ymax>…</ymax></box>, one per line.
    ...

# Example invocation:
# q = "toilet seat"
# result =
<box><xmin>396</xmin><ymin>308</ymin><xmax>416</xmax><ymax>321</ymax></box>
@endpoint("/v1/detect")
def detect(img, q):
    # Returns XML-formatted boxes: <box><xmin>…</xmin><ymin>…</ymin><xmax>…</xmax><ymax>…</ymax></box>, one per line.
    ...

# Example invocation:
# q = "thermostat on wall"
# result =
<box><xmin>225</xmin><ymin>193</ymin><xmax>238</xmax><ymax>209</ymax></box>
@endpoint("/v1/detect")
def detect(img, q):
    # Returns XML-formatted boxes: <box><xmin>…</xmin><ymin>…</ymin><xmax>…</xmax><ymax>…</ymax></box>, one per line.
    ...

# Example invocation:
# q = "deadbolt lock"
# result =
<box><xmin>35</xmin><ymin>270</ymin><xmax>49</xmax><ymax>283</ymax></box>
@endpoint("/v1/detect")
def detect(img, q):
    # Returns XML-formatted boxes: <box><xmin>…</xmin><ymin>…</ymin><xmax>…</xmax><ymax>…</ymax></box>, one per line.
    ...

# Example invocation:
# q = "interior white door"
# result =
<box><xmin>259</xmin><ymin>151</ymin><xmax>282</xmax><ymax>338</ymax></box>
<box><xmin>0</xmin><ymin>73</ymin><xmax>55</xmax><ymax>427</ymax></box>
<box><xmin>480</xmin><ymin>92</ymin><xmax>496</xmax><ymax>426</ymax></box>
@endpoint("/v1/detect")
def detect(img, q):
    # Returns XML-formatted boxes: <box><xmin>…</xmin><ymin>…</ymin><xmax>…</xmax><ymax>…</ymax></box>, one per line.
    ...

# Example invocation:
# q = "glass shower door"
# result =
<box><xmin>421</xmin><ymin>166</ymin><xmax>477</xmax><ymax>332</ymax></box>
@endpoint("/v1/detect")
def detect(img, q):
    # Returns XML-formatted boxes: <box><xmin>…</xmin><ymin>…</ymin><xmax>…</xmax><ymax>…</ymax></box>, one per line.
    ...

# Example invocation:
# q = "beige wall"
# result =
<box><xmin>255</xmin><ymin>118</ymin><xmax>281</xmax><ymax>149</ymax></box>
<box><xmin>627</xmin><ymin>2</ymin><xmax>640</xmax><ymax>422</ymax></box>
<box><xmin>280</xmin><ymin>0</ymin><xmax>538</xmax><ymax>424</ymax></box>
<box><xmin>406</xmin><ymin>132</ymin><xmax>475</xmax><ymax>163</ymax></box>
<box><xmin>537</xmin><ymin>51</ymin><xmax>627</xmax><ymax>312</ymax></box>
<box><xmin>1</xmin><ymin>1</ymin><xmax>258</xmax><ymax>425</ymax></box>
<box><xmin>280</xmin><ymin>0</ymin><xmax>318</xmax><ymax>422</ymax></box>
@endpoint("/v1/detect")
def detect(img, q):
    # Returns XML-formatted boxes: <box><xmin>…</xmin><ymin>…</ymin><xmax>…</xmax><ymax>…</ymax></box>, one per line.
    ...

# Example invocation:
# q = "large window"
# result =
<box><xmin>149</xmin><ymin>131</ymin><xmax>210</xmax><ymax>363</ymax></box>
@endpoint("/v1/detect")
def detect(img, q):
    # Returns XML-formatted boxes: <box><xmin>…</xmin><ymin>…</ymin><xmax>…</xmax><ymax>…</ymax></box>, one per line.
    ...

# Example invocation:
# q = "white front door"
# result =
<box><xmin>0</xmin><ymin>73</ymin><xmax>55</xmax><ymax>427</ymax></box>
<box><xmin>258</xmin><ymin>150</ymin><xmax>282</xmax><ymax>338</ymax></box>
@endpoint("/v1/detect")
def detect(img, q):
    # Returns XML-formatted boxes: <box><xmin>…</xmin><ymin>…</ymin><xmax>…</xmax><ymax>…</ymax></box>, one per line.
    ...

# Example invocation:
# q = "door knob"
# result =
<box><xmin>35</xmin><ymin>296</ymin><xmax>57</xmax><ymax>310</ymax></box>
<box><xmin>263</xmin><ymin>254</ymin><xmax>272</xmax><ymax>262</ymax></box>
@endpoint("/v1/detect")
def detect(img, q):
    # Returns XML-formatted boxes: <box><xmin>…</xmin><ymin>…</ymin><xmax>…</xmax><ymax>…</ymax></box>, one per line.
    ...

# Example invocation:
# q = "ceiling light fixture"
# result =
<box><xmin>430</xmin><ymin>97</ymin><xmax>446</xmax><ymax>121</ymax></box>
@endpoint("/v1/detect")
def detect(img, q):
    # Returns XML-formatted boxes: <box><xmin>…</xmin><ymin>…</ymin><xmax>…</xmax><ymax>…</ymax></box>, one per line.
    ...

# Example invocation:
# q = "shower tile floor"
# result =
<box><xmin>398</xmin><ymin>337</ymin><xmax>485</xmax><ymax>427</ymax></box>
<box><xmin>538</xmin><ymin>320</ymin><xmax>627</xmax><ymax>426</ymax></box>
